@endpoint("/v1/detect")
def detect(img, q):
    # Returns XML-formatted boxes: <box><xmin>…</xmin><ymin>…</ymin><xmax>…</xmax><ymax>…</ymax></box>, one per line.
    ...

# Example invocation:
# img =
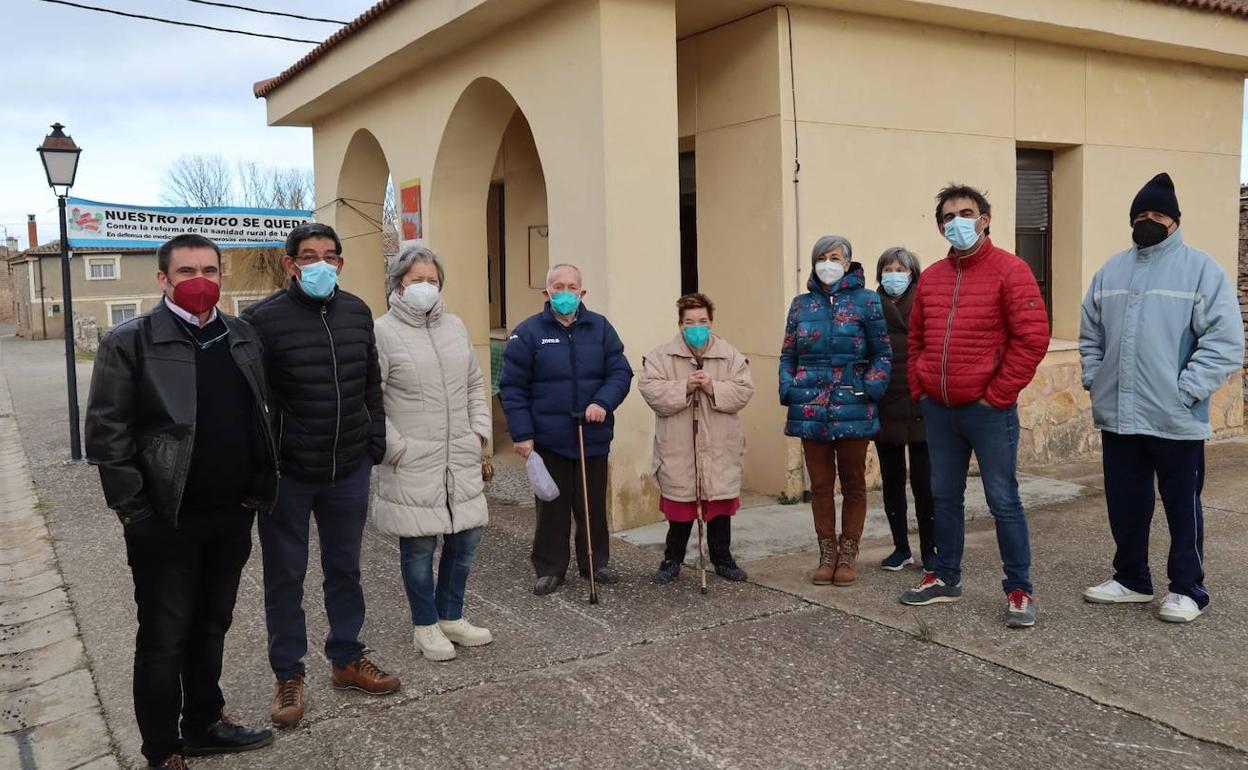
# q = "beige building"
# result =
<box><xmin>9</xmin><ymin>242</ymin><xmax>282</xmax><ymax>341</ymax></box>
<box><xmin>256</xmin><ymin>0</ymin><xmax>1248</xmax><ymax>529</ymax></box>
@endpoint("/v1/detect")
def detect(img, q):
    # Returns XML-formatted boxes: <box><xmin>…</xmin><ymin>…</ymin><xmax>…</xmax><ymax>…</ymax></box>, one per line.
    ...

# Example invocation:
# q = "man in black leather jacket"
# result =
<box><xmin>241</xmin><ymin>223</ymin><xmax>397</xmax><ymax>729</ymax></box>
<box><xmin>85</xmin><ymin>234</ymin><xmax>276</xmax><ymax>770</ymax></box>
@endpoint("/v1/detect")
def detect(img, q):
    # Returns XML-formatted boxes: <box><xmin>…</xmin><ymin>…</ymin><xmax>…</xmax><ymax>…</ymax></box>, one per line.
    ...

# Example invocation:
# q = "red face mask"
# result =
<box><xmin>170</xmin><ymin>276</ymin><xmax>221</xmax><ymax>315</ymax></box>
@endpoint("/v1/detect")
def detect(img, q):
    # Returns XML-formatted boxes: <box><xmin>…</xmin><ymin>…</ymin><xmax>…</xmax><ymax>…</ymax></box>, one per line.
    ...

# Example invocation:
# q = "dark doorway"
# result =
<box><xmin>487</xmin><ymin>182</ymin><xmax>506</xmax><ymax>329</ymax></box>
<box><xmin>1016</xmin><ymin>148</ymin><xmax>1053</xmax><ymax>323</ymax></box>
<box><xmin>679</xmin><ymin>151</ymin><xmax>698</xmax><ymax>296</ymax></box>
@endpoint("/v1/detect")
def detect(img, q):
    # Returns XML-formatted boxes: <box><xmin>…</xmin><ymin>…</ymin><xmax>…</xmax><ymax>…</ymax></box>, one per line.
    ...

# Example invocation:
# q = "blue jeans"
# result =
<box><xmin>399</xmin><ymin>527</ymin><xmax>484</xmax><ymax>626</ymax></box>
<box><xmin>259</xmin><ymin>461</ymin><xmax>371</xmax><ymax>679</ymax></box>
<box><xmin>921</xmin><ymin>399</ymin><xmax>1033</xmax><ymax>595</ymax></box>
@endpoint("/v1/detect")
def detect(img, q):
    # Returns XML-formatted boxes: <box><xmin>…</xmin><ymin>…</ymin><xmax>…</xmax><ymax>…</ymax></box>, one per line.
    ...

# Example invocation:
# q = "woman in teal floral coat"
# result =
<box><xmin>779</xmin><ymin>234</ymin><xmax>891</xmax><ymax>587</ymax></box>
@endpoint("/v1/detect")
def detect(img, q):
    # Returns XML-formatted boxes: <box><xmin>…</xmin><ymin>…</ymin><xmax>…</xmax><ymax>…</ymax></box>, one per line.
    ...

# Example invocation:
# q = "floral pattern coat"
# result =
<box><xmin>779</xmin><ymin>264</ymin><xmax>892</xmax><ymax>441</ymax></box>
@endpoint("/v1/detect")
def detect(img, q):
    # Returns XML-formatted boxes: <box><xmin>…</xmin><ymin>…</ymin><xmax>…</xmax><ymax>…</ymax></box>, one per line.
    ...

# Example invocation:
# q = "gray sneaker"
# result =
<box><xmin>900</xmin><ymin>571</ymin><xmax>962</xmax><ymax>605</ymax></box>
<box><xmin>1005</xmin><ymin>589</ymin><xmax>1036</xmax><ymax>628</ymax></box>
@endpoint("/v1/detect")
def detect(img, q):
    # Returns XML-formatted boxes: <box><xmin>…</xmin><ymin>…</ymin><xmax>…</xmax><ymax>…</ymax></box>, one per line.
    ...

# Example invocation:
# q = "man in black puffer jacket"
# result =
<box><xmin>242</xmin><ymin>223</ymin><xmax>398</xmax><ymax>728</ymax></box>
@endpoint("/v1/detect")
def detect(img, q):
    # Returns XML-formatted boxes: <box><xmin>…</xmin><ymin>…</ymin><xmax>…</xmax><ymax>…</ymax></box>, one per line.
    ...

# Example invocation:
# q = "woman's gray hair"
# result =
<box><xmin>387</xmin><ymin>245</ymin><xmax>446</xmax><ymax>296</ymax></box>
<box><xmin>811</xmin><ymin>235</ymin><xmax>852</xmax><ymax>264</ymax></box>
<box><xmin>876</xmin><ymin>246</ymin><xmax>922</xmax><ymax>283</ymax></box>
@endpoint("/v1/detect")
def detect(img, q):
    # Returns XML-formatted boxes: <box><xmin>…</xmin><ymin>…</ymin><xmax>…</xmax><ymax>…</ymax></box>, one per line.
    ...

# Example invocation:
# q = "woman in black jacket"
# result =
<box><xmin>874</xmin><ymin>247</ymin><xmax>934</xmax><ymax>571</ymax></box>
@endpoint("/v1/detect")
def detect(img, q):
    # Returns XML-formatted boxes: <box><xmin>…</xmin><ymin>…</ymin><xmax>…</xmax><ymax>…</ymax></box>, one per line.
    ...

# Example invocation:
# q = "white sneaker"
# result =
<box><xmin>438</xmin><ymin>618</ymin><xmax>493</xmax><ymax>647</ymax></box>
<box><xmin>1083</xmin><ymin>579</ymin><xmax>1154</xmax><ymax>604</ymax></box>
<box><xmin>1158</xmin><ymin>592</ymin><xmax>1203</xmax><ymax>623</ymax></box>
<box><xmin>413</xmin><ymin>624</ymin><xmax>457</xmax><ymax>661</ymax></box>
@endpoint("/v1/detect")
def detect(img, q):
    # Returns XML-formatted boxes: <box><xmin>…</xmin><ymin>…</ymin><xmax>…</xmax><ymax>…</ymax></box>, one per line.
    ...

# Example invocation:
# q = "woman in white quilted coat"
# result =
<box><xmin>374</xmin><ymin>245</ymin><xmax>493</xmax><ymax>662</ymax></box>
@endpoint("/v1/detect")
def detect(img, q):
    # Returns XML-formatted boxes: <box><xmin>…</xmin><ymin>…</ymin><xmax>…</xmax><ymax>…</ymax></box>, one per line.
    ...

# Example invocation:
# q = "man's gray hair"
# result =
<box><xmin>875</xmin><ymin>246</ymin><xmax>922</xmax><ymax>283</ymax></box>
<box><xmin>545</xmin><ymin>263</ymin><xmax>582</xmax><ymax>289</ymax></box>
<box><xmin>811</xmin><ymin>235</ymin><xmax>852</xmax><ymax>264</ymax></box>
<box><xmin>387</xmin><ymin>245</ymin><xmax>445</xmax><ymax>296</ymax></box>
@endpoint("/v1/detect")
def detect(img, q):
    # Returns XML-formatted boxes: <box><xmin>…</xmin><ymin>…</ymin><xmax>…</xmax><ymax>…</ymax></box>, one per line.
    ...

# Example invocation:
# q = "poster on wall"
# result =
<box><xmin>399</xmin><ymin>178</ymin><xmax>423</xmax><ymax>249</ymax></box>
<box><xmin>64</xmin><ymin>197</ymin><xmax>313</xmax><ymax>249</ymax></box>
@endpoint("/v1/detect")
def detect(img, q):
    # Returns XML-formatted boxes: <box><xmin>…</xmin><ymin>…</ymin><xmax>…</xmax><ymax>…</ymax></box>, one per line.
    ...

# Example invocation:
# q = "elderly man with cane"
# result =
<box><xmin>499</xmin><ymin>263</ymin><xmax>634</xmax><ymax>599</ymax></box>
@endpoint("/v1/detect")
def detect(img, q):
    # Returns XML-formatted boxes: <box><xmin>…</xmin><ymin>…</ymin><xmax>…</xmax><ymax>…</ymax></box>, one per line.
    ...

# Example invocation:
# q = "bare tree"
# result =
<box><xmin>160</xmin><ymin>154</ymin><xmax>234</xmax><ymax>207</ymax></box>
<box><xmin>382</xmin><ymin>178</ymin><xmax>399</xmax><ymax>255</ymax></box>
<box><xmin>237</xmin><ymin>162</ymin><xmax>314</xmax><ymax>210</ymax></box>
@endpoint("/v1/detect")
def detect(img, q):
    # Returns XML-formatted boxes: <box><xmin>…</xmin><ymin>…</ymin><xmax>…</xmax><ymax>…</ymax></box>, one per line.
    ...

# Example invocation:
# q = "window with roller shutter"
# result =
<box><xmin>1016</xmin><ymin>149</ymin><xmax>1053</xmax><ymax>327</ymax></box>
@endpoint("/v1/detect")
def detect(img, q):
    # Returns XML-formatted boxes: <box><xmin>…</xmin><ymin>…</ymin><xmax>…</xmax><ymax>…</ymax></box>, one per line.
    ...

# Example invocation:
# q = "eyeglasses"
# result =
<box><xmin>293</xmin><ymin>252</ymin><xmax>342</xmax><ymax>267</ymax></box>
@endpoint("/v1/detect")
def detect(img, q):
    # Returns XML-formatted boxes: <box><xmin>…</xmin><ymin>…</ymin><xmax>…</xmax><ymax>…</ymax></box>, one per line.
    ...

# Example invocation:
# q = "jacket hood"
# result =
<box><xmin>386</xmin><ymin>289</ymin><xmax>444</xmax><ymax>328</ymax></box>
<box><xmin>808</xmin><ymin>262</ymin><xmax>866</xmax><ymax>295</ymax></box>
<box><xmin>1133</xmin><ymin>226</ymin><xmax>1185</xmax><ymax>261</ymax></box>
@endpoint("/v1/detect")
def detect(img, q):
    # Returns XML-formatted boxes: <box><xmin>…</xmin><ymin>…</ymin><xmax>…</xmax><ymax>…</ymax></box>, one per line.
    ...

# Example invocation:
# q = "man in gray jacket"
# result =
<box><xmin>1078</xmin><ymin>172</ymin><xmax>1243</xmax><ymax>623</ymax></box>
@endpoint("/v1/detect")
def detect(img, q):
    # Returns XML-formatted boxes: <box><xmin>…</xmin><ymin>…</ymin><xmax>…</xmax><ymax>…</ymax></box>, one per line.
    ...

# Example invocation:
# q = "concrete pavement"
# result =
<box><xmin>0</xmin><ymin>346</ymin><xmax>117</xmax><ymax>770</ymax></box>
<box><xmin>4</xmin><ymin>332</ymin><xmax>1247</xmax><ymax>769</ymax></box>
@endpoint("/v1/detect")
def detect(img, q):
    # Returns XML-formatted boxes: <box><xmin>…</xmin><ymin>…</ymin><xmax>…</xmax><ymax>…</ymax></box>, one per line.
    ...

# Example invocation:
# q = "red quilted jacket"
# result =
<box><xmin>907</xmin><ymin>238</ymin><xmax>1050</xmax><ymax>408</ymax></box>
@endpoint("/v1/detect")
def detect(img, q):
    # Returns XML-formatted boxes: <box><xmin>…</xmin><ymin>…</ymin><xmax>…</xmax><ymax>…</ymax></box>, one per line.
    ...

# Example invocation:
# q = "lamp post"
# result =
<box><xmin>36</xmin><ymin>123</ymin><xmax>83</xmax><ymax>462</ymax></box>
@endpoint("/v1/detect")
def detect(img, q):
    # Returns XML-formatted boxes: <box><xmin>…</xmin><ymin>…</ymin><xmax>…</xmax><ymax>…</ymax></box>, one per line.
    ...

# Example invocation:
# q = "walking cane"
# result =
<box><xmin>690</xmin><ymin>357</ymin><xmax>709</xmax><ymax>596</ymax></box>
<box><xmin>573</xmin><ymin>413</ymin><xmax>600</xmax><ymax>605</ymax></box>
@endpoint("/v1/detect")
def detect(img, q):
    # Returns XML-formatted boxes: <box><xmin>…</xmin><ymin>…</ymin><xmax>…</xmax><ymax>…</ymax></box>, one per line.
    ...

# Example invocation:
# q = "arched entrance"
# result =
<box><xmin>430</xmin><ymin>77</ymin><xmax>550</xmax><ymax>452</ymax></box>
<box><xmin>335</xmin><ymin>128</ymin><xmax>392</xmax><ymax>313</ymax></box>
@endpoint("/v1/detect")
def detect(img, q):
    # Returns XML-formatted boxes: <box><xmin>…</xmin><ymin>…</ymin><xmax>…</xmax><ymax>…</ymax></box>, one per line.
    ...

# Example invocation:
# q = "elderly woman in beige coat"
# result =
<box><xmin>639</xmin><ymin>293</ymin><xmax>755</xmax><ymax>585</ymax></box>
<box><xmin>375</xmin><ymin>245</ymin><xmax>492</xmax><ymax>663</ymax></box>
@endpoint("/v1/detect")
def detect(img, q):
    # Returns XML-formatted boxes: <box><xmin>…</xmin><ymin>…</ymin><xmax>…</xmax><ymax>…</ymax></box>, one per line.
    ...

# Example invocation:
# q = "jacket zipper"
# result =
<box><xmin>566</xmin><ymin>323</ymin><xmax>580</xmax><ymax>413</ymax></box>
<box><xmin>424</xmin><ymin>322</ymin><xmax>455</xmax><ymax>527</ymax></box>
<box><xmin>940</xmin><ymin>257</ymin><xmax>964</xmax><ymax>406</ymax></box>
<box><xmin>321</xmin><ymin>306</ymin><xmax>341</xmax><ymax>482</ymax></box>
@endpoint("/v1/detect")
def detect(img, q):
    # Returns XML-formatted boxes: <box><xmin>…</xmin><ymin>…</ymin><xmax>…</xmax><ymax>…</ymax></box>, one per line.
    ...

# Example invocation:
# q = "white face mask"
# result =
<box><xmin>815</xmin><ymin>260</ymin><xmax>845</xmax><ymax>286</ymax></box>
<box><xmin>401</xmin><ymin>281</ymin><xmax>440</xmax><ymax>313</ymax></box>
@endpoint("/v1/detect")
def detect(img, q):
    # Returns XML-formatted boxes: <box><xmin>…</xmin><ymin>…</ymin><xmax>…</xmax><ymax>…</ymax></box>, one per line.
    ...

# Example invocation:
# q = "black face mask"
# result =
<box><xmin>1132</xmin><ymin>219</ymin><xmax>1170</xmax><ymax>248</ymax></box>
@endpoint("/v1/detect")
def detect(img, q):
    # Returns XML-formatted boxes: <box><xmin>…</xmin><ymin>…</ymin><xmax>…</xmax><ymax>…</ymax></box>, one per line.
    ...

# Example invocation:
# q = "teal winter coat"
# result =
<box><xmin>779</xmin><ymin>265</ymin><xmax>892</xmax><ymax>441</ymax></box>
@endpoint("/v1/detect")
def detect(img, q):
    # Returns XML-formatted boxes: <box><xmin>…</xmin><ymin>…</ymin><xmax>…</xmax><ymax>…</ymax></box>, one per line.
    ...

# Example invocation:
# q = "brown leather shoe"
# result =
<box><xmin>269</xmin><ymin>675</ymin><xmax>304</xmax><ymax>728</ymax></box>
<box><xmin>331</xmin><ymin>656</ymin><xmax>400</xmax><ymax>695</ymax></box>
<box><xmin>811</xmin><ymin>537</ymin><xmax>837</xmax><ymax>585</ymax></box>
<box><xmin>833</xmin><ymin>536</ymin><xmax>859</xmax><ymax>586</ymax></box>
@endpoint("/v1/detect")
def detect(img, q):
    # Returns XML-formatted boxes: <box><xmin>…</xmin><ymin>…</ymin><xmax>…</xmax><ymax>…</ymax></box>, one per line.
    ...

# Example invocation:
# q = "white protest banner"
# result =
<box><xmin>65</xmin><ymin>197</ymin><xmax>314</xmax><ymax>249</ymax></box>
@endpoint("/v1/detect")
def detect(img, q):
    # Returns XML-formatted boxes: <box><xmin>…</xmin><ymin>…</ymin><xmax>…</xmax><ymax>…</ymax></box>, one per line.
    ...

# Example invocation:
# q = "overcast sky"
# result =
<box><xmin>0</xmin><ymin>1</ymin><xmax>374</xmax><ymax>249</ymax></box>
<box><xmin>2</xmin><ymin>1</ymin><xmax>1246</xmax><ymax>250</ymax></box>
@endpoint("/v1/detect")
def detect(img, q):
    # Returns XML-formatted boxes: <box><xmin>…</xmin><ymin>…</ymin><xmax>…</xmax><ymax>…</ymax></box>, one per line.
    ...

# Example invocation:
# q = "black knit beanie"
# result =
<box><xmin>1129</xmin><ymin>173</ymin><xmax>1181</xmax><ymax>223</ymax></box>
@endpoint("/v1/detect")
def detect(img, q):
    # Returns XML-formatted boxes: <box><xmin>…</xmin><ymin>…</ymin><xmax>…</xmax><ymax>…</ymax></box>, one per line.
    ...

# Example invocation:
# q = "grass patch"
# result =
<box><xmin>75</xmin><ymin>350</ymin><xmax>96</xmax><ymax>362</ymax></box>
<box><xmin>913</xmin><ymin>612</ymin><xmax>937</xmax><ymax>643</ymax></box>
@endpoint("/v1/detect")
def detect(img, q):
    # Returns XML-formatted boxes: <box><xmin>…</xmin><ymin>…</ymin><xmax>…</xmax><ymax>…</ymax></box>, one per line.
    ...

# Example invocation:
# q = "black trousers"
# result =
<box><xmin>874</xmin><ymin>440</ymin><xmax>935</xmax><ymax>568</ymax></box>
<box><xmin>664</xmin><ymin>517</ymin><xmax>732</xmax><ymax>564</ymax></box>
<box><xmin>125</xmin><ymin>507</ymin><xmax>254</xmax><ymax>765</ymax></box>
<box><xmin>532</xmin><ymin>452</ymin><xmax>610</xmax><ymax>578</ymax></box>
<box><xmin>1102</xmin><ymin>431</ymin><xmax>1208</xmax><ymax>607</ymax></box>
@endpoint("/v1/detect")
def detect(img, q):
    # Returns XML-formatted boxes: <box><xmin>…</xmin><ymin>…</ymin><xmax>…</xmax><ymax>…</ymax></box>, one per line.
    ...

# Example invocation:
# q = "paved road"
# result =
<box><xmin>4</xmin><ymin>334</ymin><xmax>1246</xmax><ymax>769</ymax></box>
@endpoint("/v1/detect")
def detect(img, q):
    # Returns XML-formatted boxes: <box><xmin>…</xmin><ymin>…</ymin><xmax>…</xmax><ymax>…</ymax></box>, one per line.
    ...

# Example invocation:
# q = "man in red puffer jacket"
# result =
<box><xmin>899</xmin><ymin>183</ymin><xmax>1050</xmax><ymax>629</ymax></box>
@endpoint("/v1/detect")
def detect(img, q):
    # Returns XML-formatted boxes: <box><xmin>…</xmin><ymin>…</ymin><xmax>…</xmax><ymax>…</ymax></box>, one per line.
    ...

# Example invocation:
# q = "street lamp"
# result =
<box><xmin>36</xmin><ymin>123</ymin><xmax>83</xmax><ymax>462</ymax></box>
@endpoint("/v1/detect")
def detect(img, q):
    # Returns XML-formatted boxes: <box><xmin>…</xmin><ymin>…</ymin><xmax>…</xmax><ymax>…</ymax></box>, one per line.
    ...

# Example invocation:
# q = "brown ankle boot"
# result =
<box><xmin>331</xmin><ymin>656</ymin><xmax>400</xmax><ymax>695</ymax></box>
<box><xmin>833</xmin><ymin>536</ymin><xmax>859</xmax><ymax>586</ymax></box>
<box><xmin>270</xmin><ymin>675</ymin><xmax>304</xmax><ymax>728</ymax></box>
<box><xmin>811</xmin><ymin>537</ymin><xmax>837</xmax><ymax>585</ymax></box>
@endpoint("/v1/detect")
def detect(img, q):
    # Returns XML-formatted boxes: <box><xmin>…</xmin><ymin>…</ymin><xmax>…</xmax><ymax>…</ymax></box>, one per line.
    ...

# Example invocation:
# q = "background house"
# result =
<box><xmin>255</xmin><ymin>0</ymin><xmax>1248</xmax><ymax>528</ymax></box>
<box><xmin>8</xmin><ymin>233</ymin><xmax>285</xmax><ymax>341</ymax></box>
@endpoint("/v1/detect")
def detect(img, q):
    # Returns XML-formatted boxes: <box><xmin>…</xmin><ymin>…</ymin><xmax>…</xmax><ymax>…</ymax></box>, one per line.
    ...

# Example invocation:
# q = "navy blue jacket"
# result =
<box><xmin>499</xmin><ymin>303</ymin><xmax>633</xmax><ymax>459</ymax></box>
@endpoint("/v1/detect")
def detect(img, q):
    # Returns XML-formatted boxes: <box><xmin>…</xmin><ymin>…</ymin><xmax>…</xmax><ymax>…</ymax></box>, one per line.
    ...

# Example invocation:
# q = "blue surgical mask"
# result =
<box><xmin>880</xmin><ymin>272</ymin><xmax>911</xmax><ymax>297</ymax></box>
<box><xmin>943</xmin><ymin>216</ymin><xmax>982</xmax><ymax>251</ymax></box>
<box><xmin>550</xmin><ymin>291</ymin><xmax>580</xmax><ymax>316</ymax></box>
<box><xmin>299</xmin><ymin>260</ymin><xmax>338</xmax><ymax>299</ymax></box>
<box><xmin>682</xmin><ymin>325</ymin><xmax>710</xmax><ymax>349</ymax></box>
